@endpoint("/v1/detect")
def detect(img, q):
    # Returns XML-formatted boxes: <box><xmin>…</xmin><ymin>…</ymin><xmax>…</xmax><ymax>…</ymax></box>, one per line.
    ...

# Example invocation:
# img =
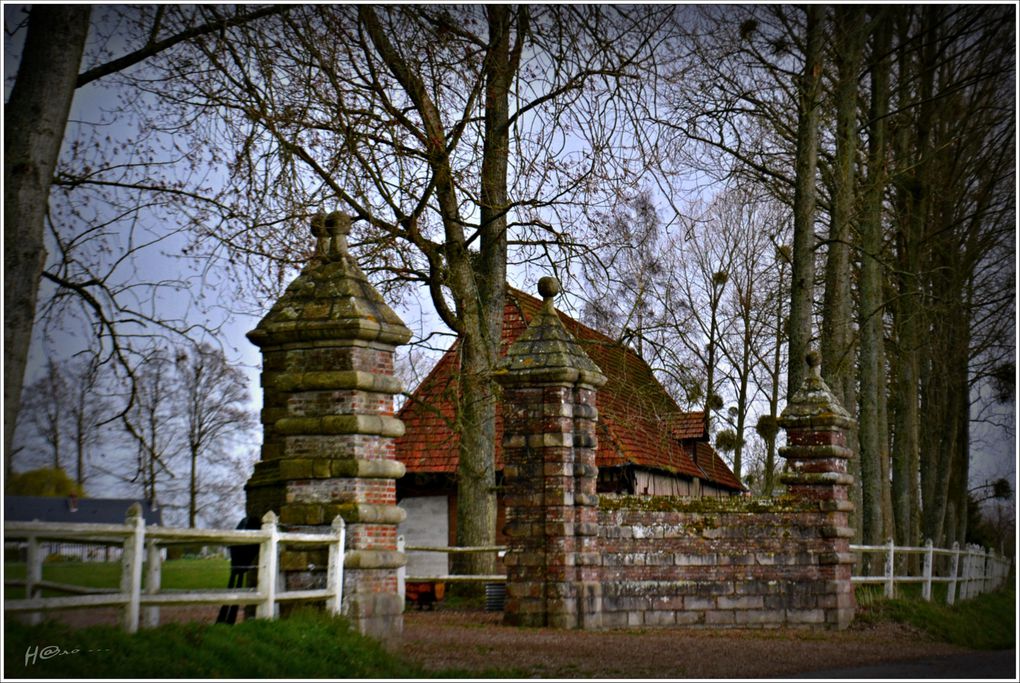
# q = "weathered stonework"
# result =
<box><xmin>776</xmin><ymin>350</ymin><xmax>857</xmax><ymax>628</ymax></box>
<box><xmin>245</xmin><ymin>211</ymin><xmax>411</xmax><ymax>639</ymax></box>
<box><xmin>494</xmin><ymin>277</ymin><xmax>607</xmax><ymax>628</ymax></box>
<box><xmin>497</xmin><ymin>282</ymin><xmax>858</xmax><ymax>631</ymax></box>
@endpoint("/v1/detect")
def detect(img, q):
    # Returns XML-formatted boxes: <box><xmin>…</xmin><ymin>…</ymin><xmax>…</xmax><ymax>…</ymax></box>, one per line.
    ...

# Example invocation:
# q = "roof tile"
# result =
<box><xmin>395</xmin><ymin>288</ymin><xmax>744</xmax><ymax>492</ymax></box>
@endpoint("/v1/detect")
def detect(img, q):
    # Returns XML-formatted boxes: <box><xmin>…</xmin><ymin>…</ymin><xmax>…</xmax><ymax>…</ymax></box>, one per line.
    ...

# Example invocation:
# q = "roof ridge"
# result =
<box><xmin>507</xmin><ymin>286</ymin><xmax>619</xmax><ymax>346</ymax></box>
<box><xmin>508</xmin><ymin>285</ymin><xmax>706</xmax><ymax>436</ymax></box>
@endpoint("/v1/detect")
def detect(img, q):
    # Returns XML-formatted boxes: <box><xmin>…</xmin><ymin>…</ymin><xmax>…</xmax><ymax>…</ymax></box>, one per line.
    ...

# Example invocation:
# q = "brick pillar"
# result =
<box><xmin>245</xmin><ymin>211</ymin><xmax>411</xmax><ymax>639</ymax></box>
<box><xmin>779</xmin><ymin>350</ymin><xmax>857</xmax><ymax>629</ymax></box>
<box><xmin>494</xmin><ymin>277</ymin><xmax>607</xmax><ymax>629</ymax></box>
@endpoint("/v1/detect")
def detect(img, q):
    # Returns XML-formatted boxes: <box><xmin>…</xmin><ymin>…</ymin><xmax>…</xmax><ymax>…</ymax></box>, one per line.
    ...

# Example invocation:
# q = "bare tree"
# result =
<box><xmin>16</xmin><ymin>360</ymin><xmax>69</xmax><ymax>473</ymax></box>
<box><xmin>137</xmin><ymin>5</ymin><xmax>669</xmax><ymax>571</ymax></box>
<box><xmin>175</xmin><ymin>343</ymin><xmax>255</xmax><ymax>528</ymax></box>
<box><xmin>4</xmin><ymin>5</ymin><xmax>289</xmax><ymax>478</ymax></box>
<box><xmin>121</xmin><ymin>348</ymin><xmax>179</xmax><ymax>508</ymax></box>
<box><xmin>4</xmin><ymin>6</ymin><xmax>90</xmax><ymax>475</ymax></box>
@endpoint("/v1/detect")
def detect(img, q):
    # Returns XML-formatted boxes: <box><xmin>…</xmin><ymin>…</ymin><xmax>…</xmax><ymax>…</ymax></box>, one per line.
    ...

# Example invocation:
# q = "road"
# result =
<box><xmin>791</xmin><ymin>649</ymin><xmax>1017</xmax><ymax>680</ymax></box>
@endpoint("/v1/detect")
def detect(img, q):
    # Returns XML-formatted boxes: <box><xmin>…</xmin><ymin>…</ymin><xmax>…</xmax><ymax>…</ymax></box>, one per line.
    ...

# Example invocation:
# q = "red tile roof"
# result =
<box><xmin>395</xmin><ymin>288</ymin><xmax>744</xmax><ymax>492</ymax></box>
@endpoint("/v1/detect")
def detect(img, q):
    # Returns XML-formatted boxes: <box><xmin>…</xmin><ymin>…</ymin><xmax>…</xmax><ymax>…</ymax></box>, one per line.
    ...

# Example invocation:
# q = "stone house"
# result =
<box><xmin>394</xmin><ymin>287</ymin><xmax>744</xmax><ymax>559</ymax></box>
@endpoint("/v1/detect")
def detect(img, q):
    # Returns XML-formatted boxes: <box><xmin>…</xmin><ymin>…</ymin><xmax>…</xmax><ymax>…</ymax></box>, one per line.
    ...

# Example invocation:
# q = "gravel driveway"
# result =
<box><xmin>399</xmin><ymin>609</ymin><xmax>973</xmax><ymax>679</ymax></box>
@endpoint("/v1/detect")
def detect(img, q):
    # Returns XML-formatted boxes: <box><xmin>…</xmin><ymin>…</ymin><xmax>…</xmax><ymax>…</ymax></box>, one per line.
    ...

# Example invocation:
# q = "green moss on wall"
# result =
<box><xmin>597</xmin><ymin>494</ymin><xmax>816</xmax><ymax>514</ymax></box>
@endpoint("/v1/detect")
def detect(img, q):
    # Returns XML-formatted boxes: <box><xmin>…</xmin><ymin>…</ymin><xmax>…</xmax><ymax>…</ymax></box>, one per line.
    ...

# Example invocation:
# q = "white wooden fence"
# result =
<box><xmin>396</xmin><ymin>536</ymin><xmax>505</xmax><ymax>593</ymax></box>
<box><xmin>850</xmin><ymin>539</ymin><xmax>1011</xmax><ymax>604</ymax></box>
<box><xmin>4</xmin><ymin>505</ymin><xmax>346</xmax><ymax>632</ymax></box>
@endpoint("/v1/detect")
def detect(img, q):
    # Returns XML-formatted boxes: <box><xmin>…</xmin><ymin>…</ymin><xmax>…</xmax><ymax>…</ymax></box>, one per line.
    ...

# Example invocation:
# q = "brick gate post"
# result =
<box><xmin>779</xmin><ymin>350</ymin><xmax>857</xmax><ymax>628</ymax></box>
<box><xmin>494</xmin><ymin>277</ymin><xmax>607</xmax><ymax>628</ymax></box>
<box><xmin>245</xmin><ymin>211</ymin><xmax>411</xmax><ymax>639</ymax></box>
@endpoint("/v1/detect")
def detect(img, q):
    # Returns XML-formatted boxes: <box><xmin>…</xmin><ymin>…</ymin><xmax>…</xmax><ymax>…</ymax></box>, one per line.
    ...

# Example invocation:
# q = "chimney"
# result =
<box><xmin>67</xmin><ymin>494</ymin><xmax>79</xmax><ymax>513</ymax></box>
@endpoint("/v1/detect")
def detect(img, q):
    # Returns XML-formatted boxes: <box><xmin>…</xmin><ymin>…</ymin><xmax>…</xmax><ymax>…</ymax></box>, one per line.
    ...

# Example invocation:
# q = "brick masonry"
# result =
<box><xmin>498</xmin><ymin>280</ymin><xmax>858</xmax><ymax>631</ymax></box>
<box><xmin>245</xmin><ymin>212</ymin><xmax>411</xmax><ymax>639</ymax></box>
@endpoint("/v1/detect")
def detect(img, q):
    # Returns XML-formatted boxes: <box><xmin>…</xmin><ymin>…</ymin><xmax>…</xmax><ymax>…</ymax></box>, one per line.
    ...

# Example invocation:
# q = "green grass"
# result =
<box><xmin>856</xmin><ymin>585</ymin><xmax>1015</xmax><ymax>650</ymax></box>
<box><xmin>6</xmin><ymin>558</ymin><xmax>230</xmax><ymax>596</ymax></box>
<box><xmin>4</xmin><ymin>609</ymin><xmax>510</xmax><ymax>679</ymax></box>
<box><xmin>855</xmin><ymin>580</ymin><xmax>954</xmax><ymax>605</ymax></box>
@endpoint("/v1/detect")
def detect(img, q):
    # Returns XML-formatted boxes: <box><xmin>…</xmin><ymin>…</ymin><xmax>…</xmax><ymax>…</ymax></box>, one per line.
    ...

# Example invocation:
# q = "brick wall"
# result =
<box><xmin>497</xmin><ymin>280</ymin><xmax>856</xmax><ymax>632</ymax></box>
<box><xmin>597</xmin><ymin>496</ymin><xmax>853</xmax><ymax>628</ymax></box>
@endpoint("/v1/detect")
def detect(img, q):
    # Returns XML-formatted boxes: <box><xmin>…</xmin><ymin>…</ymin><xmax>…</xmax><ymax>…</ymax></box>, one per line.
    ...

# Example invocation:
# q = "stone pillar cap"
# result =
<box><xmin>493</xmin><ymin>278</ymin><xmax>607</xmax><ymax>387</ymax></box>
<box><xmin>778</xmin><ymin>350</ymin><xmax>855</xmax><ymax>430</ymax></box>
<box><xmin>248</xmin><ymin>211</ymin><xmax>411</xmax><ymax>347</ymax></box>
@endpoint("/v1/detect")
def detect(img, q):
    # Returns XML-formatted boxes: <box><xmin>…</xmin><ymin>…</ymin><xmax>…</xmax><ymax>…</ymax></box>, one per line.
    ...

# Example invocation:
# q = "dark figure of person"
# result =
<box><xmin>216</xmin><ymin>516</ymin><xmax>261</xmax><ymax>624</ymax></box>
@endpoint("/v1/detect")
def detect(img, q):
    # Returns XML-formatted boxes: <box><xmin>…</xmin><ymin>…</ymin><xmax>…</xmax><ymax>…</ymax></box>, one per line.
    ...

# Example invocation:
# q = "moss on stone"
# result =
<box><xmin>598</xmin><ymin>494</ymin><xmax>817</xmax><ymax>514</ymax></box>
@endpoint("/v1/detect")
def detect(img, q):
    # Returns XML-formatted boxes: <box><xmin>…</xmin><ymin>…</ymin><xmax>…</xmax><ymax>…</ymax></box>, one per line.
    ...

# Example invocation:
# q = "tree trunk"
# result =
<box><xmin>733</xmin><ymin>289</ymin><xmax>753</xmax><ymax>482</ymax></box>
<box><xmin>452</xmin><ymin>6</ymin><xmax>516</xmax><ymax>576</ymax></box>
<box><xmin>787</xmin><ymin>5</ymin><xmax>824</xmax><ymax>398</ymax></box>
<box><xmin>857</xmin><ymin>16</ymin><xmax>891</xmax><ymax>548</ymax></box>
<box><xmin>4</xmin><ymin>6</ymin><xmax>91</xmax><ymax>477</ymax></box>
<box><xmin>890</xmin><ymin>10</ymin><xmax>922</xmax><ymax>546</ymax></box>
<box><xmin>189</xmin><ymin>446</ymin><xmax>198</xmax><ymax>528</ymax></box>
<box><xmin>820</xmin><ymin>6</ymin><xmax>864</xmax><ymax>410</ymax></box>
<box><xmin>705</xmin><ymin>279</ymin><xmax>724</xmax><ymax>433</ymax></box>
<box><xmin>763</xmin><ymin>256</ymin><xmax>786</xmax><ymax>497</ymax></box>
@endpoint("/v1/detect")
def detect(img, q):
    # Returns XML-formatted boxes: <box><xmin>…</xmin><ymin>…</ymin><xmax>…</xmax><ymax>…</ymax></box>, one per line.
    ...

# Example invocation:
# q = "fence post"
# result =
<box><xmin>963</xmin><ymin>546</ymin><xmax>975</xmax><ymax>600</ymax></box>
<box><xmin>982</xmin><ymin>548</ymin><xmax>991</xmax><ymax>595</ymax></box>
<box><xmin>396</xmin><ymin>535</ymin><xmax>406</xmax><ymax>604</ymax></box>
<box><xmin>26</xmin><ymin>535</ymin><xmax>42</xmax><ymax>625</ymax></box>
<box><xmin>325</xmin><ymin>515</ymin><xmax>346</xmax><ymax>616</ymax></box>
<box><xmin>143</xmin><ymin>539</ymin><xmax>162</xmax><ymax>628</ymax></box>
<box><xmin>121</xmin><ymin>504</ymin><xmax>146</xmax><ymax>633</ymax></box>
<box><xmin>947</xmin><ymin>541</ymin><xmax>959</xmax><ymax>605</ymax></box>
<box><xmin>256</xmin><ymin>511</ymin><xmax>279</xmax><ymax>620</ymax></box>
<box><xmin>884</xmin><ymin>538</ymin><xmax>895</xmax><ymax>599</ymax></box>
<box><xmin>921</xmin><ymin>539</ymin><xmax>933</xmax><ymax>602</ymax></box>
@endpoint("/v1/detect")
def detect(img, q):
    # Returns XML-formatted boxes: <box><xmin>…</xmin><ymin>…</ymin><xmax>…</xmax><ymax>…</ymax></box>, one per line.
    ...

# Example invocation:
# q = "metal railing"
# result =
<box><xmin>4</xmin><ymin>507</ymin><xmax>346</xmax><ymax>632</ymax></box>
<box><xmin>850</xmin><ymin>539</ymin><xmax>1011</xmax><ymax>604</ymax></box>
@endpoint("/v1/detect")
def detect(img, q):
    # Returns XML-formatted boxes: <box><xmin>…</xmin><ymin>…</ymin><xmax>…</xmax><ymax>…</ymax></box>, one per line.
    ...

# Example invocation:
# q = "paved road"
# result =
<box><xmin>790</xmin><ymin>649</ymin><xmax>1016</xmax><ymax>679</ymax></box>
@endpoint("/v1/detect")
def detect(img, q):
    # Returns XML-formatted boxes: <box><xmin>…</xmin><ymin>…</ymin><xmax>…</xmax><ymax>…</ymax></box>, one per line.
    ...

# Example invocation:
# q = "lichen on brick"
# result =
<box><xmin>597</xmin><ymin>494</ymin><xmax>815</xmax><ymax>514</ymax></box>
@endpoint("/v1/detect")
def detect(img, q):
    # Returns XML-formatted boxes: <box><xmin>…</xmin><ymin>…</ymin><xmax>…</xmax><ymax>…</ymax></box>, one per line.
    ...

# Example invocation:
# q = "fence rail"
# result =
<box><xmin>397</xmin><ymin>537</ymin><xmax>506</xmax><ymax>600</ymax></box>
<box><xmin>4</xmin><ymin>506</ymin><xmax>345</xmax><ymax>632</ymax></box>
<box><xmin>850</xmin><ymin>538</ymin><xmax>1011</xmax><ymax>605</ymax></box>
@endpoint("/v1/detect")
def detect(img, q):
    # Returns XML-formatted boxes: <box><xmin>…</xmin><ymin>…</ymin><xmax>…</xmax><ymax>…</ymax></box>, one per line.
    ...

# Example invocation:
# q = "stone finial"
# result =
<box><xmin>324</xmin><ymin>212</ymin><xmax>351</xmax><ymax>261</ymax></box>
<box><xmin>310</xmin><ymin>212</ymin><xmax>352</xmax><ymax>262</ymax></box>
<box><xmin>806</xmin><ymin>349</ymin><xmax>821</xmax><ymax>376</ymax></box>
<box><xmin>311</xmin><ymin>213</ymin><xmax>330</xmax><ymax>262</ymax></box>
<box><xmin>493</xmin><ymin>277</ymin><xmax>606</xmax><ymax>387</ymax></box>
<box><xmin>538</xmin><ymin>276</ymin><xmax>561</xmax><ymax>300</ymax></box>
<box><xmin>779</xmin><ymin>350</ymin><xmax>854</xmax><ymax>430</ymax></box>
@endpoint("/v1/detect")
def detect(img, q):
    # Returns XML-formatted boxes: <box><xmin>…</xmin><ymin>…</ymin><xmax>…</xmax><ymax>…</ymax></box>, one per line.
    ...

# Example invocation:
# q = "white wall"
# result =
<box><xmin>397</xmin><ymin>495</ymin><xmax>449</xmax><ymax>578</ymax></box>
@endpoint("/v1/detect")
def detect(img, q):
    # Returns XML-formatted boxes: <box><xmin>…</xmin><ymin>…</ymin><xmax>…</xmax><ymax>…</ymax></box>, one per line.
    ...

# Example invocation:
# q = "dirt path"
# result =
<box><xmin>399</xmin><ymin>609</ymin><xmax>971</xmax><ymax>679</ymax></box>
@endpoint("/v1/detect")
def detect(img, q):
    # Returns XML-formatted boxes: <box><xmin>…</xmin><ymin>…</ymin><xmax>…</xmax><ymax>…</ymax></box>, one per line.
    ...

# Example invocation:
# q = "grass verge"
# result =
<box><xmin>856</xmin><ymin>586</ymin><xmax>1015</xmax><ymax>650</ymax></box>
<box><xmin>5</xmin><ymin>609</ymin><xmax>510</xmax><ymax>679</ymax></box>
<box><xmin>6</xmin><ymin>558</ymin><xmax>230</xmax><ymax>596</ymax></box>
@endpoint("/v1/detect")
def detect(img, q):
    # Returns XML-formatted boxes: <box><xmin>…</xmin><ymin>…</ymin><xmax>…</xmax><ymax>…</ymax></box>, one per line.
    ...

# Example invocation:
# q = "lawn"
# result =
<box><xmin>6</xmin><ymin>558</ymin><xmax>230</xmax><ymax>596</ymax></box>
<box><xmin>4</xmin><ymin>610</ymin><xmax>471</xmax><ymax>679</ymax></box>
<box><xmin>855</xmin><ymin>585</ymin><xmax>1015</xmax><ymax>650</ymax></box>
